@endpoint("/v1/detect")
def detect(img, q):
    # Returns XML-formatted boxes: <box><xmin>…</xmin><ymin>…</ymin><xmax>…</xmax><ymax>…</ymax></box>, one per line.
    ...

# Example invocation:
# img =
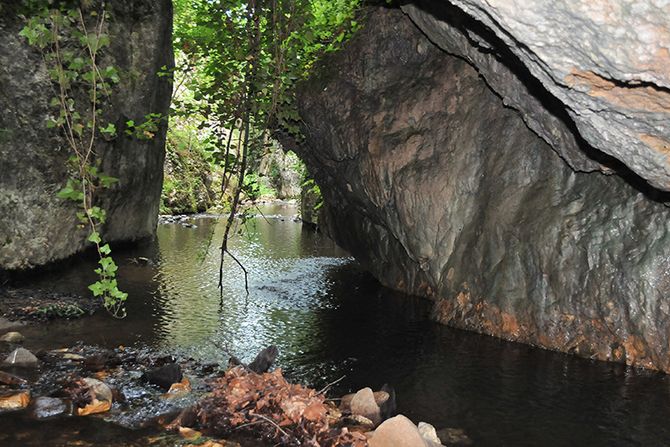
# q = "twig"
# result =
<box><xmin>254</xmin><ymin>413</ymin><xmax>292</xmax><ymax>440</ymax></box>
<box><xmin>234</xmin><ymin>420</ymin><xmax>265</xmax><ymax>430</ymax></box>
<box><xmin>208</xmin><ymin>339</ymin><xmax>252</xmax><ymax>373</ymax></box>
<box><xmin>317</xmin><ymin>375</ymin><xmax>346</xmax><ymax>395</ymax></box>
<box><xmin>225</xmin><ymin>248</ymin><xmax>249</xmax><ymax>295</ymax></box>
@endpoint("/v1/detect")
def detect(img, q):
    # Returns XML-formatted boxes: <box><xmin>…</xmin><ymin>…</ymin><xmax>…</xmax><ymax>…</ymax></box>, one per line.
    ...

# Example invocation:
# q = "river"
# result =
<box><xmin>2</xmin><ymin>202</ymin><xmax>670</xmax><ymax>446</ymax></box>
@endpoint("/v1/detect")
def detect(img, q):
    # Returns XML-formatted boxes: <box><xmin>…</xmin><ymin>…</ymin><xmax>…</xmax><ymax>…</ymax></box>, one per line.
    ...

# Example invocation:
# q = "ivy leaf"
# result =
<box><xmin>88</xmin><ymin>281</ymin><xmax>104</xmax><ymax>297</ymax></box>
<box><xmin>100</xmin><ymin>123</ymin><xmax>116</xmax><ymax>136</ymax></box>
<box><xmin>88</xmin><ymin>231</ymin><xmax>102</xmax><ymax>244</ymax></box>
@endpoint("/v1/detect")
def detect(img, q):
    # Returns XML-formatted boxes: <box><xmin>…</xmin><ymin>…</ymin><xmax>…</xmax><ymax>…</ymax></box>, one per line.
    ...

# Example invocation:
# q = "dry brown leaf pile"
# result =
<box><xmin>197</xmin><ymin>366</ymin><xmax>368</xmax><ymax>446</ymax></box>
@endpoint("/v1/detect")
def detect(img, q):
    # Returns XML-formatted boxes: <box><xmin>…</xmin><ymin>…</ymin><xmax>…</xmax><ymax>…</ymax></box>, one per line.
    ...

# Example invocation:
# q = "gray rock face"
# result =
<box><xmin>402</xmin><ymin>1</ymin><xmax>670</xmax><ymax>191</ymax></box>
<box><xmin>0</xmin><ymin>1</ymin><xmax>173</xmax><ymax>270</ymax></box>
<box><xmin>291</xmin><ymin>8</ymin><xmax>670</xmax><ymax>371</ymax></box>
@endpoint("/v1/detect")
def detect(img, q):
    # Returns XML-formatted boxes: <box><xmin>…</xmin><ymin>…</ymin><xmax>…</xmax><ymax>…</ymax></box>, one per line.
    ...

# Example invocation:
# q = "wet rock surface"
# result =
<box><xmin>290</xmin><ymin>8</ymin><xmax>670</xmax><ymax>371</ymax></box>
<box><xmin>0</xmin><ymin>0</ymin><xmax>173</xmax><ymax>270</ymax></box>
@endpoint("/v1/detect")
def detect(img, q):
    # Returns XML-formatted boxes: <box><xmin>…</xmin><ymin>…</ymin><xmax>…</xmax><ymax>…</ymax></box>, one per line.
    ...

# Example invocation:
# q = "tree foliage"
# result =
<box><xmin>170</xmin><ymin>0</ymin><xmax>361</xmax><ymax>289</ymax></box>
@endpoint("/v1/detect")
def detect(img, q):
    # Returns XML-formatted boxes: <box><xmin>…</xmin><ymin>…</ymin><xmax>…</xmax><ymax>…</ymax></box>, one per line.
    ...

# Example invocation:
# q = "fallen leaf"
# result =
<box><xmin>0</xmin><ymin>391</ymin><xmax>30</xmax><ymax>410</ymax></box>
<box><xmin>178</xmin><ymin>426</ymin><xmax>201</xmax><ymax>440</ymax></box>
<box><xmin>163</xmin><ymin>376</ymin><xmax>191</xmax><ymax>399</ymax></box>
<box><xmin>77</xmin><ymin>398</ymin><xmax>111</xmax><ymax>416</ymax></box>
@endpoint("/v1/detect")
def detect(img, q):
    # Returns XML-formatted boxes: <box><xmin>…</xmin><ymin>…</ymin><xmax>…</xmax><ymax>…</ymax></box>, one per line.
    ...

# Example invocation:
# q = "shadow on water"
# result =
<box><xmin>4</xmin><ymin>202</ymin><xmax>670</xmax><ymax>446</ymax></box>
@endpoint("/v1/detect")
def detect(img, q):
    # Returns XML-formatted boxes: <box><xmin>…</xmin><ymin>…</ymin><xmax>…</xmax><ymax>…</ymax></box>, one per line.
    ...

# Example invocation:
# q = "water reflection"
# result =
<box><xmin>6</xmin><ymin>203</ymin><xmax>670</xmax><ymax>446</ymax></box>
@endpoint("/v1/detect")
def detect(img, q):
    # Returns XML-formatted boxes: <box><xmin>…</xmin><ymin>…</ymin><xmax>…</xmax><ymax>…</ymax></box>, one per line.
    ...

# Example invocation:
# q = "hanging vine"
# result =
<box><xmin>20</xmin><ymin>2</ymin><xmax>127</xmax><ymax>317</ymax></box>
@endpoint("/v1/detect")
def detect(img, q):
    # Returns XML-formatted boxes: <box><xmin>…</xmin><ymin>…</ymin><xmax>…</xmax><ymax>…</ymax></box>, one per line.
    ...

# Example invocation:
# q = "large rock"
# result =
<box><xmin>288</xmin><ymin>8</ymin><xmax>670</xmax><ymax>371</ymax></box>
<box><xmin>402</xmin><ymin>0</ymin><xmax>670</xmax><ymax>191</ymax></box>
<box><xmin>0</xmin><ymin>1</ymin><xmax>173</xmax><ymax>270</ymax></box>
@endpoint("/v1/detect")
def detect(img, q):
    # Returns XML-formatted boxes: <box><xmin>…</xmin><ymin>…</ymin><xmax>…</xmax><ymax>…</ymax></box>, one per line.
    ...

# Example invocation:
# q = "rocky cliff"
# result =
<box><xmin>290</xmin><ymin>6</ymin><xmax>670</xmax><ymax>371</ymax></box>
<box><xmin>0</xmin><ymin>1</ymin><xmax>173</xmax><ymax>270</ymax></box>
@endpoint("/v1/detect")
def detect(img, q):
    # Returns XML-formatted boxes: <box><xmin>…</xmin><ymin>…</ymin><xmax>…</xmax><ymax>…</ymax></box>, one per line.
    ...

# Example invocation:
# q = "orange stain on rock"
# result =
<box><xmin>565</xmin><ymin>69</ymin><xmax>670</xmax><ymax>113</ymax></box>
<box><xmin>639</xmin><ymin>133</ymin><xmax>670</xmax><ymax>156</ymax></box>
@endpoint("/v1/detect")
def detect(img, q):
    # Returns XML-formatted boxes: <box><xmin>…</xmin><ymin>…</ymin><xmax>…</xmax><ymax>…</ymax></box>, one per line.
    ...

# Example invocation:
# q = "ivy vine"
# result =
<box><xmin>20</xmin><ymin>3</ymin><xmax>127</xmax><ymax>317</ymax></box>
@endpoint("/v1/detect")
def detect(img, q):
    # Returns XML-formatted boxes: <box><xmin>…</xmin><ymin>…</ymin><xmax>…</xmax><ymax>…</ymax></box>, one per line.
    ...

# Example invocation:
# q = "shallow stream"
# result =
<box><xmin>2</xmin><ymin>203</ymin><xmax>670</xmax><ymax>446</ymax></box>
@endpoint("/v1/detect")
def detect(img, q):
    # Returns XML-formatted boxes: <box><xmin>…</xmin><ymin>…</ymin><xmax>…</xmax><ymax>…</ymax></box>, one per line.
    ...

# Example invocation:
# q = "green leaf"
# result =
<box><xmin>88</xmin><ymin>281</ymin><xmax>104</xmax><ymax>297</ymax></box>
<box><xmin>88</xmin><ymin>231</ymin><xmax>102</xmax><ymax>244</ymax></box>
<box><xmin>99</xmin><ymin>244</ymin><xmax>112</xmax><ymax>255</ymax></box>
<box><xmin>98</xmin><ymin>174</ymin><xmax>119</xmax><ymax>188</ymax></box>
<box><xmin>100</xmin><ymin>123</ymin><xmax>116</xmax><ymax>136</ymax></box>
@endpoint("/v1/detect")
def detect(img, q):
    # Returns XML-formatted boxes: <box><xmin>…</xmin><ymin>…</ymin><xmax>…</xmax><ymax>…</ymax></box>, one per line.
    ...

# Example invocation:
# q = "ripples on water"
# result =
<box><xmin>9</xmin><ymin>203</ymin><xmax>670</xmax><ymax>446</ymax></box>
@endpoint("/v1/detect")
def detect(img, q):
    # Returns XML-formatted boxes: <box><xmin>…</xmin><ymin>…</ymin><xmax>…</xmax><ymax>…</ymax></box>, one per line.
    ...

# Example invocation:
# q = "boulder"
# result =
<box><xmin>290</xmin><ymin>6</ymin><xmax>670</xmax><ymax>372</ymax></box>
<box><xmin>3</xmin><ymin>347</ymin><xmax>39</xmax><ymax>367</ymax></box>
<box><xmin>369</xmin><ymin>415</ymin><xmax>428</xmax><ymax>447</ymax></box>
<box><xmin>0</xmin><ymin>0</ymin><xmax>174</xmax><ymax>270</ymax></box>
<box><xmin>350</xmin><ymin>387</ymin><xmax>382</xmax><ymax>426</ymax></box>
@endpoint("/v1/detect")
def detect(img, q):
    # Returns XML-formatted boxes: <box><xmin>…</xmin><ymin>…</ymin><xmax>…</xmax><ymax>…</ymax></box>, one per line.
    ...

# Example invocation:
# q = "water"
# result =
<box><xmin>3</xmin><ymin>202</ymin><xmax>670</xmax><ymax>446</ymax></box>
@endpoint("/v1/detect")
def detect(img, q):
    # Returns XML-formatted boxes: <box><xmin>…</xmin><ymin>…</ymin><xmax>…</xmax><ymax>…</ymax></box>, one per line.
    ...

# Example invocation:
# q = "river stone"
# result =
<box><xmin>82</xmin><ymin>378</ymin><xmax>113</xmax><ymax>403</ymax></box>
<box><xmin>369</xmin><ymin>415</ymin><xmax>428</xmax><ymax>447</ymax></box>
<box><xmin>341</xmin><ymin>390</ymin><xmax>390</xmax><ymax>412</ymax></box>
<box><xmin>30</xmin><ymin>396</ymin><xmax>68</xmax><ymax>419</ymax></box>
<box><xmin>436</xmin><ymin>428</ymin><xmax>472</xmax><ymax>446</ymax></box>
<box><xmin>418</xmin><ymin>422</ymin><xmax>442</xmax><ymax>445</ymax></box>
<box><xmin>350</xmin><ymin>387</ymin><xmax>381</xmax><ymax>426</ymax></box>
<box><xmin>0</xmin><ymin>370</ymin><xmax>27</xmax><ymax>386</ymax></box>
<box><xmin>145</xmin><ymin>363</ymin><xmax>182</xmax><ymax>390</ymax></box>
<box><xmin>0</xmin><ymin>331</ymin><xmax>25</xmax><ymax>343</ymax></box>
<box><xmin>0</xmin><ymin>1</ymin><xmax>173</xmax><ymax>270</ymax></box>
<box><xmin>289</xmin><ymin>7</ymin><xmax>670</xmax><ymax>372</ymax></box>
<box><xmin>3</xmin><ymin>347</ymin><xmax>38</xmax><ymax>367</ymax></box>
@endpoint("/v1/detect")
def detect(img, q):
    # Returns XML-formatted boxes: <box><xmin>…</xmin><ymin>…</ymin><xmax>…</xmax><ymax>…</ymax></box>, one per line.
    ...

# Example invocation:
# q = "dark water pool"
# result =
<box><xmin>3</xmin><ymin>203</ymin><xmax>670</xmax><ymax>446</ymax></box>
